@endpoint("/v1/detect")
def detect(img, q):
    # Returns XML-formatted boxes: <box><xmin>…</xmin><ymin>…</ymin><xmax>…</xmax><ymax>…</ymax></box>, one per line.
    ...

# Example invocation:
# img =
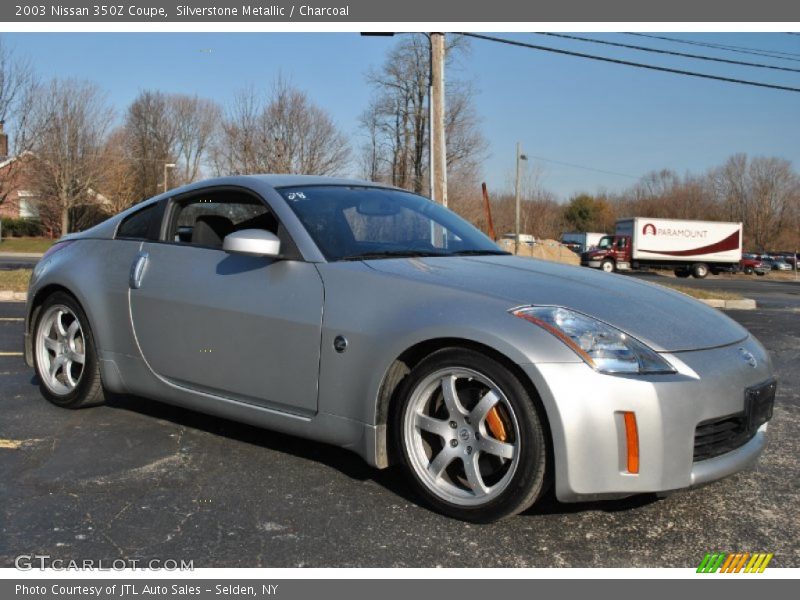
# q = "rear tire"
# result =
<box><xmin>33</xmin><ymin>292</ymin><xmax>105</xmax><ymax>409</ymax></box>
<box><xmin>674</xmin><ymin>268</ymin><xmax>690</xmax><ymax>278</ymax></box>
<box><xmin>743</xmin><ymin>266</ymin><xmax>754</xmax><ymax>275</ymax></box>
<box><xmin>691</xmin><ymin>263</ymin><xmax>709</xmax><ymax>279</ymax></box>
<box><xmin>396</xmin><ymin>348</ymin><xmax>548</xmax><ymax>523</ymax></box>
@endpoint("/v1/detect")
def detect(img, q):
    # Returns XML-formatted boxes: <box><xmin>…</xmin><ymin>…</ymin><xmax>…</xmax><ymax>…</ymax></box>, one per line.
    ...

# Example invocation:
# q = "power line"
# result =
<box><xmin>625</xmin><ymin>33</ymin><xmax>800</xmax><ymax>63</ymax></box>
<box><xmin>459</xmin><ymin>33</ymin><xmax>800</xmax><ymax>93</ymax></box>
<box><xmin>627</xmin><ymin>33</ymin><xmax>800</xmax><ymax>60</ymax></box>
<box><xmin>534</xmin><ymin>32</ymin><xmax>800</xmax><ymax>74</ymax></box>
<box><xmin>524</xmin><ymin>154</ymin><xmax>639</xmax><ymax>180</ymax></box>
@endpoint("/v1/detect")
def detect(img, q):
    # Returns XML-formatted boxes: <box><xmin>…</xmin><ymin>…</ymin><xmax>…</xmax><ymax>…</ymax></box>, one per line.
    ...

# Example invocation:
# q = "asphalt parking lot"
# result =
<box><xmin>627</xmin><ymin>271</ymin><xmax>800</xmax><ymax>310</ymax></box>
<box><xmin>1</xmin><ymin>295</ymin><xmax>798</xmax><ymax>568</ymax></box>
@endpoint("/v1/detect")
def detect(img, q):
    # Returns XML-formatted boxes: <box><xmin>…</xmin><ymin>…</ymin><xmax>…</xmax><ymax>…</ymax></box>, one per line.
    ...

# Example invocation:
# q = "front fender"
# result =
<box><xmin>314</xmin><ymin>262</ymin><xmax>582</xmax><ymax>430</ymax></box>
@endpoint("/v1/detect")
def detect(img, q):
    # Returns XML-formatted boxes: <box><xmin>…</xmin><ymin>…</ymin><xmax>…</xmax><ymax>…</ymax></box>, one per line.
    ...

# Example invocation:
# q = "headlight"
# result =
<box><xmin>511</xmin><ymin>306</ymin><xmax>675</xmax><ymax>375</ymax></box>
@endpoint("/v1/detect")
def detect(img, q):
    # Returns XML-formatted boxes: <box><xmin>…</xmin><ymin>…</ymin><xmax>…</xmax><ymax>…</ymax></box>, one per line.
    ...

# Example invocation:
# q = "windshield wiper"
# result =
<box><xmin>338</xmin><ymin>250</ymin><xmax>448</xmax><ymax>261</ymax></box>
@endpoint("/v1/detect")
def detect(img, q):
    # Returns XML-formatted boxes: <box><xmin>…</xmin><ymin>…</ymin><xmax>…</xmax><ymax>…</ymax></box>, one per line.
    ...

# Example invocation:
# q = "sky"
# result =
<box><xmin>3</xmin><ymin>32</ymin><xmax>799</xmax><ymax>200</ymax></box>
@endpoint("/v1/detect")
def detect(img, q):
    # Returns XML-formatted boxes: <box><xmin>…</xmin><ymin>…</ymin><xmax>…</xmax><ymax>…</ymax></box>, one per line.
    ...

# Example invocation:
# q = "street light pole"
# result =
<box><xmin>163</xmin><ymin>163</ymin><xmax>176</xmax><ymax>194</ymax></box>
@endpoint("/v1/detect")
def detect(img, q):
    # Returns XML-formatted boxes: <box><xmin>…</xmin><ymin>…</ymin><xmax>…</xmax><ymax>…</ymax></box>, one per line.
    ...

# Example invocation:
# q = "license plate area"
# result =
<box><xmin>745</xmin><ymin>379</ymin><xmax>776</xmax><ymax>432</ymax></box>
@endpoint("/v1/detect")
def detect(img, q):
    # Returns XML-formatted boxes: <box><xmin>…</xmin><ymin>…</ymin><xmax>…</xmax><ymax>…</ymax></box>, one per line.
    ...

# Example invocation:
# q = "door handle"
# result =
<box><xmin>129</xmin><ymin>251</ymin><xmax>149</xmax><ymax>289</ymax></box>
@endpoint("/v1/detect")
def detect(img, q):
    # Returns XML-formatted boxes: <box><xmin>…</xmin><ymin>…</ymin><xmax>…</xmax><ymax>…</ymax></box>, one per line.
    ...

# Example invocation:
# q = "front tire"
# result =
<box><xmin>396</xmin><ymin>348</ymin><xmax>547</xmax><ymax>522</ymax></box>
<box><xmin>33</xmin><ymin>292</ymin><xmax>105</xmax><ymax>408</ymax></box>
<box><xmin>600</xmin><ymin>259</ymin><xmax>615</xmax><ymax>273</ymax></box>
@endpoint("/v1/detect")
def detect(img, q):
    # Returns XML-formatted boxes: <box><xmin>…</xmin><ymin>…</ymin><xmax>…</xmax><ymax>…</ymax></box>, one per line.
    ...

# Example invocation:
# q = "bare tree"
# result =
<box><xmin>361</xmin><ymin>34</ymin><xmax>487</xmax><ymax>196</ymax></box>
<box><xmin>27</xmin><ymin>78</ymin><xmax>114</xmax><ymax>235</ymax></box>
<box><xmin>213</xmin><ymin>85</ymin><xmax>261</xmax><ymax>176</ymax></box>
<box><xmin>709</xmin><ymin>154</ymin><xmax>749</xmax><ymax>223</ymax></box>
<box><xmin>746</xmin><ymin>156</ymin><xmax>798</xmax><ymax>251</ymax></box>
<box><xmin>357</xmin><ymin>101</ymin><xmax>384</xmax><ymax>182</ymax></box>
<box><xmin>608</xmin><ymin>154</ymin><xmax>799</xmax><ymax>252</ymax></box>
<box><xmin>213</xmin><ymin>79</ymin><xmax>349</xmax><ymax>176</ymax></box>
<box><xmin>112</xmin><ymin>91</ymin><xmax>220</xmax><ymax>207</ymax></box>
<box><xmin>171</xmin><ymin>94</ymin><xmax>220</xmax><ymax>184</ymax></box>
<box><xmin>124</xmin><ymin>90</ymin><xmax>178</xmax><ymax>201</ymax></box>
<box><xmin>99</xmin><ymin>127</ymin><xmax>139</xmax><ymax>214</ymax></box>
<box><xmin>0</xmin><ymin>37</ymin><xmax>37</xmax><ymax>207</ymax></box>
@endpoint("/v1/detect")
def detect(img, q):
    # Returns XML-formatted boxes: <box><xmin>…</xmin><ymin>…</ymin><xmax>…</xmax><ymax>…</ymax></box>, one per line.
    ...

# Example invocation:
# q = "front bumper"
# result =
<box><xmin>521</xmin><ymin>335</ymin><xmax>774</xmax><ymax>502</ymax></box>
<box><xmin>690</xmin><ymin>426</ymin><xmax>766</xmax><ymax>487</ymax></box>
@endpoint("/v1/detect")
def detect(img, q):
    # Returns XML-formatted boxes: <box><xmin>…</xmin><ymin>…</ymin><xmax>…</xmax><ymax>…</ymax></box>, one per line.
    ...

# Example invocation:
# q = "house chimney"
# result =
<box><xmin>0</xmin><ymin>121</ymin><xmax>8</xmax><ymax>160</ymax></box>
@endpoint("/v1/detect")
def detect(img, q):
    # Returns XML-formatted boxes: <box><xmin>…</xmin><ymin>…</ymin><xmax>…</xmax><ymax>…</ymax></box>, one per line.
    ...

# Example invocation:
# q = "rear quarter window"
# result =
<box><xmin>116</xmin><ymin>202</ymin><xmax>163</xmax><ymax>240</ymax></box>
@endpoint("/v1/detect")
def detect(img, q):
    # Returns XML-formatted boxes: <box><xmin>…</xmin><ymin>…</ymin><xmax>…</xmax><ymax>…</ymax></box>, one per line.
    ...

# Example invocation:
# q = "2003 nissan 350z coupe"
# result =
<box><xmin>24</xmin><ymin>175</ymin><xmax>777</xmax><ymax>522</ymax></box>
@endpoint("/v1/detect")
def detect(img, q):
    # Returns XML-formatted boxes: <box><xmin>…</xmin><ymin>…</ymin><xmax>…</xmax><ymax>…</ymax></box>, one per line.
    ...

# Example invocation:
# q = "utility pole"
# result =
<box><xmin>481</xmin><ymin>182</ymin><xmax>496</xmax><ymax>241</ymax></box>
<box><xmin>164</xmin><ymin>162</ymin><xmax>176</xmax><ymax>193</ymax></box>
<box><xmin>514</xmin><ymin>143</ymin><xmax>527</xmax><ymax>255</ymax></box>
<box><xmin>431</xmin><ymin>32</ymin><xmax>447</xmax><ymax>207</ymax></box>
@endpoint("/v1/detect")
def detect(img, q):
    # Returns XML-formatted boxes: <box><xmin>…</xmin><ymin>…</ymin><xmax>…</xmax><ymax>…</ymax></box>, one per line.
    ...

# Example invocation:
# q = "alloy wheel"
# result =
<box><xmin>403</xmin><ymin>367</ymin><xmax>521</xmax><ymax>507</ymax></box>
<box><xmin>35</xmin><ymin>305</ymin><xmax>86</xmax><ymax>396</ymax></box>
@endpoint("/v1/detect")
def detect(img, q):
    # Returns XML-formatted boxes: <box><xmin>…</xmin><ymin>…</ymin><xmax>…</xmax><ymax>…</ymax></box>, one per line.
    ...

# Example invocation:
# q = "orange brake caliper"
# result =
<box><xmin>485</xmin><ymin>406</ymin><xmax>508</xmax><ymax>442</ymax></box>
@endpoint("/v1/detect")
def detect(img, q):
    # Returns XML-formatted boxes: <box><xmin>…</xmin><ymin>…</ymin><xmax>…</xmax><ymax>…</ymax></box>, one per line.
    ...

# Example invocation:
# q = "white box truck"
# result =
<box><xmin>560</xmin><ymin>232</ymin><xmax>606</xmax><ymax>254</ymax></box>
<box><xmin>580</xmin><ymin>217</ymin><xmax>743</xmax><ymax>278</ymax></box>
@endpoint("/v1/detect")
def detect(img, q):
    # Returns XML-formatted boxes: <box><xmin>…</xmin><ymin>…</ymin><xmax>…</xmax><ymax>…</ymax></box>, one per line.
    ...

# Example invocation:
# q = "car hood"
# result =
<box><xmin>364</xmin><ymin>255</ymin><xmax>749</xmax><ymax>353</ymax></box>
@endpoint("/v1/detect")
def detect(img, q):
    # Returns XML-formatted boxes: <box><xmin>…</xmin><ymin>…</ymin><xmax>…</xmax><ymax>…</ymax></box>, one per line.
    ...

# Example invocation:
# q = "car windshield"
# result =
<box><xmin>278</xmin><ymin>185</ymin><xmax>507</xmax><ymax>261</ymax></box>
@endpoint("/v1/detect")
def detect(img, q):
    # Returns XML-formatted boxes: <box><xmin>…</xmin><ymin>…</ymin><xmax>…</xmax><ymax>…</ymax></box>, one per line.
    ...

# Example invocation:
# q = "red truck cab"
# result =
<box><xmin>581</xmin><ymin>235</ymin><xmax>632</xmax><ymax>273</ymax></box>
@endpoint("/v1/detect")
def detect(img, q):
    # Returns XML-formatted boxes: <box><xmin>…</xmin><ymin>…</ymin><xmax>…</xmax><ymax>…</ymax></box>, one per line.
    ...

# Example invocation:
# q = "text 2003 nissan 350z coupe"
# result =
<box><xmin>24</xmin><ymin>176</ymin><xmax>776</xmax><ymax>522</ymax></box>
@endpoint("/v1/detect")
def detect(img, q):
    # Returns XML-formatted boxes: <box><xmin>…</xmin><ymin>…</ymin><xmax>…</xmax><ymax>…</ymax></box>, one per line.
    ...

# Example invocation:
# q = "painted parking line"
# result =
<box><xmin>0</xmin><ymin>317</ymin><xmax>23</xmax><ymax>321</ymax></box>
<box><xmin>0</xmin><ymin>438</ymin><xmax>43</xmax><ymax>449</ymax></box>
<box><xmin>0</xmin><ymin>352</ymin><xmax>23</xmax><ymax>357</ymax></box>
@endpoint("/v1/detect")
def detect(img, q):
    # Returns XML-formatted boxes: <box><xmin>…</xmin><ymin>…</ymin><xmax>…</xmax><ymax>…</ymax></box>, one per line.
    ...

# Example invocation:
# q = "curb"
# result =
<box><xmin>700</xmin><ymin>298</ymin><xmax>757</xmax><ymax>310</ymax></box>
<box><xmin>0</xmin><ymin>291</ymin><xmax>27</xmax><ymax>302</ymax></box>
<box><xmin>0</xmin><ymin>252</ymin><xmax>44</xmax><ymax>259</ymax></box>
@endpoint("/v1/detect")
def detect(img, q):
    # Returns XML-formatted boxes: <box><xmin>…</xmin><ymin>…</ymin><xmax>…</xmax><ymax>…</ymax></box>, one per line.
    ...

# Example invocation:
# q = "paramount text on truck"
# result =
<box><xmin>580</xmin><ymin>217</ymin><xmax>743</xmax><ymax>279</ymax></box>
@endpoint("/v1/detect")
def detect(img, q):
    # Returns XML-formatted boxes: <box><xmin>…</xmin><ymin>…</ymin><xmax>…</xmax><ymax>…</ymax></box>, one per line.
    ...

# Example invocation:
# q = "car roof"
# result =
<box><xmin>246</xmin><ymin>174</ymin><xmax>390</xmax><ymax>188</ymax></box>
<box><xmin>64</xmin><ymin>174</ymin><xmax>405</xmax><ymax>242</ymax></box>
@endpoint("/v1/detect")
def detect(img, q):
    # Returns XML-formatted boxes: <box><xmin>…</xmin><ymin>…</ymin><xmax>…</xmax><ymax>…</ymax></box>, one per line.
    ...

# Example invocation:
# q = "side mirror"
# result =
<box><xmin>223</xmin><ymin>229</ymin><xmax>281</xmax><ymax>258</ymax></box>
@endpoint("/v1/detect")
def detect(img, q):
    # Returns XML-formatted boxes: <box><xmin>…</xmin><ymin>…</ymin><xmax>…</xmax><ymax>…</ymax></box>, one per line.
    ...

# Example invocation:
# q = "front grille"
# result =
<box><xmin>693</xmin><ymin>379</ymin><xmax>776</xmax><ymax>462</ymax></box>
<box><xmin>693</xmin><ymin>414</ymin><xmax>754</xmax><ymax>462</ymax></box>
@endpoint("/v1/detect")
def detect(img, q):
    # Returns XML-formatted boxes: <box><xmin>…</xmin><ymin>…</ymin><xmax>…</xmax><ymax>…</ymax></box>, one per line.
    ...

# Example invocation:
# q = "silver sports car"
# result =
<box><xmin>24</xmin><ymin>175</ymin><xmax>776</xmax><ymax>522</ymax></box>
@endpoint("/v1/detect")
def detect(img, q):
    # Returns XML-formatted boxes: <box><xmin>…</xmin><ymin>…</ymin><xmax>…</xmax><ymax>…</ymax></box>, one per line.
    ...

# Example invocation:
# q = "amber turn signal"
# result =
<box><xmin>623</xmin><ymin>411</ymin><xmax>639</xmax><ymax>474</ymax></box>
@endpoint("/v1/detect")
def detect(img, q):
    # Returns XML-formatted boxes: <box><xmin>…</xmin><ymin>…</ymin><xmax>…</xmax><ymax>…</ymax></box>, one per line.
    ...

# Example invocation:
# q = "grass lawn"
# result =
<box><xmin>0</xmin><ymin>269</ymin><xmax>31</xmax><ymax>292</ymax></box>
<box><xmin>0</xmin><ymin>237</ymin><xmax>54</xmax><ymax>253</ymax></box>
<box><xmin>660</xmin><ymin>283</ymin><xmax>742</xmax><ymax>301</ymax></box>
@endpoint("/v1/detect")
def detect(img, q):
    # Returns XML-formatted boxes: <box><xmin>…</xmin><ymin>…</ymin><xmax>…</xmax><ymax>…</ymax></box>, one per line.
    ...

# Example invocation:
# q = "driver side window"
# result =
<box><xmin>169</xmin><ymin>191</ymin><xmax>278</xmax><ymax>250</ymax></box>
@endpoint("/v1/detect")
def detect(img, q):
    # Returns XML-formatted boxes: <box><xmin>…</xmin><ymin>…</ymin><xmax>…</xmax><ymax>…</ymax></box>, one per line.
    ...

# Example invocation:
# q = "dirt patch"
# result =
<box><xmin>498</xmin><ymin>239</ymin><xmax>580</xmax><ymax>265</ymax></box>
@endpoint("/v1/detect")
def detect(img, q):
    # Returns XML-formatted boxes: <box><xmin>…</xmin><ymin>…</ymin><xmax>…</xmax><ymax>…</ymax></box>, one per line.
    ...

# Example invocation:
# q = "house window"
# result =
<box><xmin>17</xmin><ymin>191</ymin><xmax>40</xmax><ymax>219</ymax></box>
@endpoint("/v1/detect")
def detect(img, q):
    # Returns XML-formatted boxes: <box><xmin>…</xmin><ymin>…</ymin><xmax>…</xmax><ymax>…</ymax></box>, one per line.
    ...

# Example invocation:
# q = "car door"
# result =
<box><xmin>128</xmin><ymin>188</ymin><xmax>324</xmax><ymax>415</ymax></box>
